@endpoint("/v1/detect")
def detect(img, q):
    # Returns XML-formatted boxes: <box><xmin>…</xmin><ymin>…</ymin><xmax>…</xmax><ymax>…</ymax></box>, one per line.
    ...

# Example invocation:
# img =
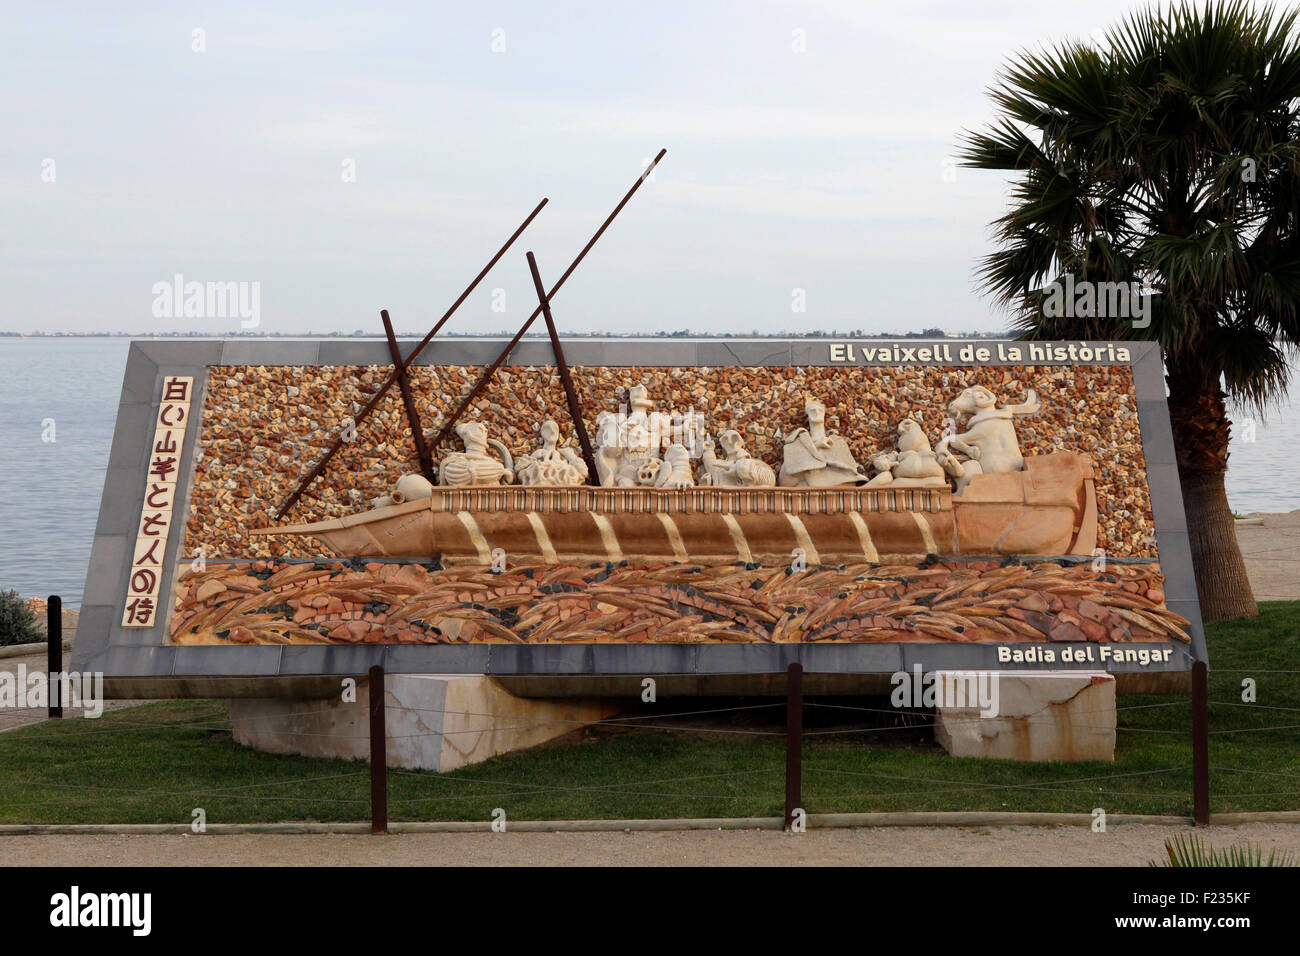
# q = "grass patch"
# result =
<box><xmin>1</xmin><ymin>602</ymin><xmax>1297</xmax><ymax>824</ymax></box>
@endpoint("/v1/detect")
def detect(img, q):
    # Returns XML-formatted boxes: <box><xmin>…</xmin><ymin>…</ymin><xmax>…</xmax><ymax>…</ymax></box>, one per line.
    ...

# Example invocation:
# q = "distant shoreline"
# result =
<box><xmin>0</xmin><ymin>331</ymin><xmax>1010</xmax><ymax>340</ymax></box>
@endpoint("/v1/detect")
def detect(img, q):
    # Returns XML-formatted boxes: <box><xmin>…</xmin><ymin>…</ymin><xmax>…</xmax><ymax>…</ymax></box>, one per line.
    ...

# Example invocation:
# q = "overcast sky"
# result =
<box><xmin>2</xmin><ymin>1</ymin><xmax>1176</xmax><ymax>335</ymax></box>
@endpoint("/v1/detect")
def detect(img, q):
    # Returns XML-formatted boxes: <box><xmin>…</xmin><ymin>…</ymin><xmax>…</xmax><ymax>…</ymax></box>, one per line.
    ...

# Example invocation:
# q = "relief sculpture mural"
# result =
<box><xmin>170</xmin><ymin>360</ymin><xmax>1185</xmax><ymax>651</ymax></box>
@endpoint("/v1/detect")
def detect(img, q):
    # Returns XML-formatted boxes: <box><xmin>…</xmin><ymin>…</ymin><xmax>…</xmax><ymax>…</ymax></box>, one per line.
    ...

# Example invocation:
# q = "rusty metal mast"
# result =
<box><xmin>273</xmin><ymin>198</ymin><xmax>548</xmax><ymax>519</ymax></box>
<box><xmin>426</xmin><ymin>149</ymin><xmax>666</xmax><ymax>456</ymax></box>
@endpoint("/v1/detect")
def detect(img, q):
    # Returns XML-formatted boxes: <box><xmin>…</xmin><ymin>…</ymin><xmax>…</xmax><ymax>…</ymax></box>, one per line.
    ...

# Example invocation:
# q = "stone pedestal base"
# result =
<box><xmin>227</xmin><ymin>675</ymin><xmax>618</xmax><ymax>772</ymax></box>
<box><xmin>933</xmin><ymin>671</ymin><xmax>1115</xmax><ymax>762</ymax></box>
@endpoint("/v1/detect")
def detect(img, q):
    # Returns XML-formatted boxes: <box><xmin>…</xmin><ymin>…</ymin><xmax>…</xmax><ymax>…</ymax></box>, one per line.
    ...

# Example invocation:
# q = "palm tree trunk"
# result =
<box><xmin>1165</xmin><ymin>369</ymin><xmax>1258</xmax><ymax>623</ymax></box>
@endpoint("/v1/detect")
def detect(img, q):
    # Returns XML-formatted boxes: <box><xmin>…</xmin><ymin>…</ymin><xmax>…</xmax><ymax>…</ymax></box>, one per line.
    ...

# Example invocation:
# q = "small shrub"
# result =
<box><xmin>0</xmin><ymin>590</ymin><xmax>42</xmax><ymax>646</ymax></box>
<box><xmin>1152</xmin><ymin>833</ymin><xmax>1298</xmax><ymax>867</ymax></box>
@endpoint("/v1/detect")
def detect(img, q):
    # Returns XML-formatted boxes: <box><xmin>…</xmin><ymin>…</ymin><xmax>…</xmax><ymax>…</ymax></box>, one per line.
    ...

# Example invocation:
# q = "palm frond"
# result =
<box><xmin>1153</xmin><ymin>832</ymin><xmax>1298</xmax><ymax>867</ymax></box>
<box><xmin>963</xmin><ymin>0</ymin><xmax>1300</xmax><ymax>408</ymax></box>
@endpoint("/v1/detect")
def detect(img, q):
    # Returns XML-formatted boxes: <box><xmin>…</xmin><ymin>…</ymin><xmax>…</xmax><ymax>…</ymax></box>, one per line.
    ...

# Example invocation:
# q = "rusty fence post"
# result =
<box><xmin>369</xmin><ymin>664</ymin><xmax>388</xmax><ymax>833</ymax></box>
<box><xmin>785</xmin><ymin>662</ymin><xmax>803</xmax><ymax>830</ymax></box>
<box><xmin>1192</xmin><ymin>659</ymin><xmax>1209</xmax><ymax>826</ymax></box>
<box><xmin>47</xmin><ymin>595</ymin><xmax>62</xmax><ymax>719</ymax></box>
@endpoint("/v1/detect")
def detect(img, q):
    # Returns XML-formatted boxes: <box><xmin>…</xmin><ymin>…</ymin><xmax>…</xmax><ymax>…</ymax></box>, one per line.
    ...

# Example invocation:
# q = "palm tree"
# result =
<box><xmin>961</xmin><ymin>1</ymin><xmax>1300</xmax><ymax>622</ymax></box>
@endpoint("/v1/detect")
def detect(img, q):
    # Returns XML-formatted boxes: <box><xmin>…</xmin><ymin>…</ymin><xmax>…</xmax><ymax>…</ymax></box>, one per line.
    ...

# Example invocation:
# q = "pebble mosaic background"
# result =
<box><xmin>171</xmin><ymin>558</ymin><xmax>1185</xmax><ymax>647</ymax></box>
<box><xmin>182</xmin><ymin>363</ymin><xmax>1155</xmax><ymax>559</ymax></box>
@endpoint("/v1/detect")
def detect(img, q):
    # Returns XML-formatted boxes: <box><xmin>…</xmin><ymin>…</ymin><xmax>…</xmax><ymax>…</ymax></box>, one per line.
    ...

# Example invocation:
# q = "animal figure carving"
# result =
<box><xmin>936</xmin><ymin>386</ymin><xmax>1040</xmax><ymax>493</ymax></box>
<box><xmin>437</xmin><ymin>421</ymin><xmax>514</xmax><ymax>486</ymax></box>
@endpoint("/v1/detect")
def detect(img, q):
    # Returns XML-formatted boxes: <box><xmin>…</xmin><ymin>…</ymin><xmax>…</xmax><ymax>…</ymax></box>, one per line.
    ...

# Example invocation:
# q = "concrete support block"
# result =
<box><xmin>226</xmin><ymin>674</ymin><xmax>618</xmax><ymax>771</ymax></box>
<box><xmin>933</xmin><ymin>670</ymin><xmax>1116</xmax><ymax>762</ymax></box>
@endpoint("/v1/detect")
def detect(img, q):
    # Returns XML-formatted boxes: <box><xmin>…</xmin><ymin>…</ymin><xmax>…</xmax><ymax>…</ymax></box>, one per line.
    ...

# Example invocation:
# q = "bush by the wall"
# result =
<box><xmin>0</xmin><ymin>590</ymin><xmax>42</xmax><ymax>646</ymax></box>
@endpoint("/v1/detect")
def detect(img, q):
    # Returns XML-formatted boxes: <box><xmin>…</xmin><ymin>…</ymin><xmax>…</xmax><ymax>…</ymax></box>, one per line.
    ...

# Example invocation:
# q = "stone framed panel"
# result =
<box><xmin>74</xmin><ymin>337</ymin><xmax>1205</xmax><ymax>685</ymax></box>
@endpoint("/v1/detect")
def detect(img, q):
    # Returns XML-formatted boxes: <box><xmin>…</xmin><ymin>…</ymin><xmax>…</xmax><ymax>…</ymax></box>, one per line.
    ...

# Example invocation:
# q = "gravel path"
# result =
<box><xmin>5</xmin><ymin>822</ymin><xmax>1299</xmax><ymax>867</ymax></box>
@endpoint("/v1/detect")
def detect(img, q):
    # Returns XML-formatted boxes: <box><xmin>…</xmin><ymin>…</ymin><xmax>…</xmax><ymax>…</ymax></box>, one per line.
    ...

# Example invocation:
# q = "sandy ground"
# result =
<box><xmin>1235</xmin><ymin>511</ymin><xmax>1300</xmax><ymax>601</ymax></box>
<box><xmin>5</xmin><ymin>822</ymin><xmax>1300</xmax><ymax>866</ymax></box>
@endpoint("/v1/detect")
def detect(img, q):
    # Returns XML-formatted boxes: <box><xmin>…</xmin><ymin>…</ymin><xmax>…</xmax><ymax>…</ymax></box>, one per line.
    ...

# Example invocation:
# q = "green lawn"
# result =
<box><xmin>1</xmin><ymin>602</ymin><xmax>1297</xmax><ymax>824</ymax></box>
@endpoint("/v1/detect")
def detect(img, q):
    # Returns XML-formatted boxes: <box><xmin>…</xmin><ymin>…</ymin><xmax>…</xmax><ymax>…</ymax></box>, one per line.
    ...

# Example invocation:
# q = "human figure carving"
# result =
<box><xmin>778</xmin><ymin>399</ymin><xmax>869</xmax><ymax>487</ymax></box>
<box><xmin>867</xmin><ymin>418</ymin><xmax>948</xmax><ymax>487</ymax></box>
<box><xmin>594</xmin><ymin>384</ymin><xmax>673</xmax><ymax>487</ymax></box>
<box><xmin>515</xmin><ymin>420</ymin><xmax>589</xmax><ymax>486</ymax></box>
<box><xmin>702</xmin><ymin>430</ymin><xmax>776</xmax><ymax>487</ymax></box>
<box><xmin>650</xmin><ymin>443</ymin><xmax>696</xmax><ymax>489</ymax></box>
<box><xmin>437</xmin><ymin>421</ymin><xmax>514</xmax><ymax>486</ymax></box>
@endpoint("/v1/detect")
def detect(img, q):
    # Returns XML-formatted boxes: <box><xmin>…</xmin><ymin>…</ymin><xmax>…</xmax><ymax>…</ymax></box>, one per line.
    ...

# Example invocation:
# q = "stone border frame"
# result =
<box><xmin>73</xmin><ymin>338</ymin><xmax>1204</xmax><ymax>682</ymax></box>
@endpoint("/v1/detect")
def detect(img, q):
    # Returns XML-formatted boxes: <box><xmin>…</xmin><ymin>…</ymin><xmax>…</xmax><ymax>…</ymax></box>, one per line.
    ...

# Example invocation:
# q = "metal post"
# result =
<box><xmin>369</xmin><ymin>664</ymin><xmax>388</xmax><ymax>833</ymax></box>
<box><xmin>47</xmin><ymin>595</ymin><xmax>62</xmax><ymax>719</ymax></box>
<box><xmin>380</xmin><ymin>309</ymin><xmax>435</xmax><ymax>483</ymax></box>
<box><xmin>785</xmin><ymin>662</ymin><xmax>803</xmax><ymax>830</ymax></box>
<box><xmin>273</xmin><ymin>197</ymin><xmax>548</xmax><ymax>519</ymax></box>
<box><xmin>1192</xmin><ymin>659</ymin><xmax>1209</xmax><ymax>826</ymax></box>
<box><xmin>525</xmin><ymin>251</ymin><xmax>599</xmax><ymax>483</ymax></box>
<box><xmin>428</xmin><ymin>149</ymin><xmax>667</xmax><ymax>454</ymax></box>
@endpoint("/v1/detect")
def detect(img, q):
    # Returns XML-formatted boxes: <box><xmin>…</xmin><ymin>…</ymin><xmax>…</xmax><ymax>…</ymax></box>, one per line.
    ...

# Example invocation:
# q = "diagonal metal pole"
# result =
<box><xmin>428</xmin><ymin>148</ymin><xmax>667</xmax><ymax>455</ymax></box>
<box><xmin>274</xmin><ymin>197</ymin><xmax>548</xmax><ymax>519</ymax></box>
<box><xmin>525</xmin><ymin>251</ymin><xmax>598</xmax><ymax>483</ymax></box>
<box><xmin>380</xmin><ymin>309</ymin><xmax>434</xmax><ymax>483</ymax></box>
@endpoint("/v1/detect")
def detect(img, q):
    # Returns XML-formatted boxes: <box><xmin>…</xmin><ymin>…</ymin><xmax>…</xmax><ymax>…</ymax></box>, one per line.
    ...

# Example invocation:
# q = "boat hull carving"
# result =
<box><xmin>252</xmin><ymin>452</ymin><xmax>1098</xmax><ymax>564</ymax></box>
